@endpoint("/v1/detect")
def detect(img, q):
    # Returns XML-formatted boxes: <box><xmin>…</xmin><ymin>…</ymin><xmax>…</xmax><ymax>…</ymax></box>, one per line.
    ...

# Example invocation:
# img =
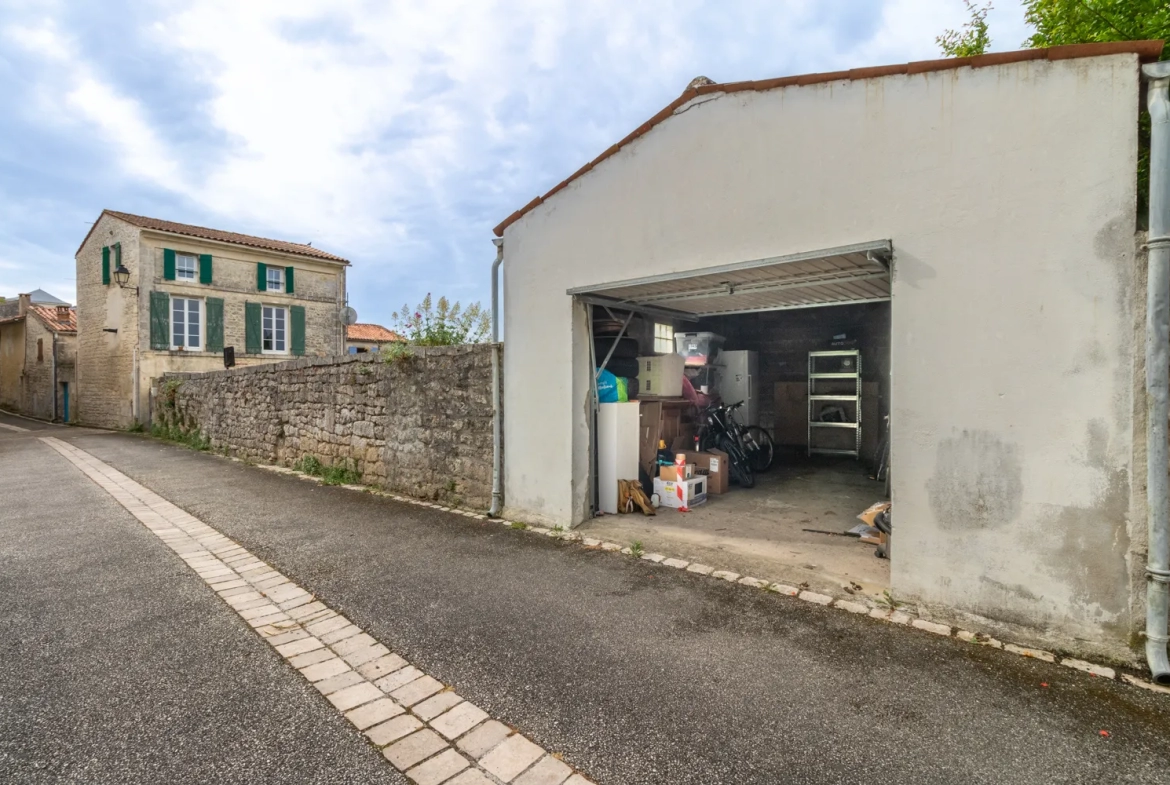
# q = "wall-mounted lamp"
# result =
<box><xmin>113</xmin><ymin>263</ymin><xmax>137</xmax><ymax>293</ymax></box>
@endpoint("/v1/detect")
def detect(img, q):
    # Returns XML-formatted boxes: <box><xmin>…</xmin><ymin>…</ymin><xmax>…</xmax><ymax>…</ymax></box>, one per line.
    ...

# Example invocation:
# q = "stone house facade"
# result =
<box><xmin>0</xmin><ymin>293</ymin><xmax>78</xmax><ymax>422</ymax></box>
<box><xmin>75</xmin><ymin>210</ymin><xmax>350</xmax><ymax>429</ymax></box>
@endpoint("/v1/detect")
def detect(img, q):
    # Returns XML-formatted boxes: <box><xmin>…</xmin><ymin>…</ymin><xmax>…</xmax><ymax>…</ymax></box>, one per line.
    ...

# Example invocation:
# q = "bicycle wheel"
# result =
<box><xmin>718</xmin><ymin>435</ymin><xmax>755</xmax><ymax>488</ymax></box>
<box><xmin>743</xmin><ymin>426</ymin><xmax>774</xmax><ymax>473</ymax></box>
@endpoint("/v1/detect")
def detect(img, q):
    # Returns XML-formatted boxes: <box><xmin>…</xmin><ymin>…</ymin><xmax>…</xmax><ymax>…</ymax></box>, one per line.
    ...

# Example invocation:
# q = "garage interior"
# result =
<box><xmin>577</xmin><ymin>241</ymin><xmax>893</xmax><ymax>594</ymax></box>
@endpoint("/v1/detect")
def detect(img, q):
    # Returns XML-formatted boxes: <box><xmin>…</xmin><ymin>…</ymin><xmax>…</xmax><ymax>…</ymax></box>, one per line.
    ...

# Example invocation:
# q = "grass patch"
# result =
<box><xmin>150</xmin><ymin>423</ymin><xmax>210</xmax><ymax>451</ymax></box>
<box><xmin>125</xmin><ymin>421</ymin><xmax>146</xmax><ymax>433</ymax></box>
<box><xmin>630</xmin><ymin>541</ymin><xmax>644</xmax><ymax>558</ymax></box>
<box><xmin>509</xmin><ymin>521</ymin><xmax>528</xmax><ymax>530</ymax></box>
<box><xmin>294</xmin><ymin>455</ymin><xmax>362</xmax><ymax>486</ymax></box>
<box><xmin>380</xmin><ymin>343</ymin><xmax>415</xmax><ymax>364</ymax></box>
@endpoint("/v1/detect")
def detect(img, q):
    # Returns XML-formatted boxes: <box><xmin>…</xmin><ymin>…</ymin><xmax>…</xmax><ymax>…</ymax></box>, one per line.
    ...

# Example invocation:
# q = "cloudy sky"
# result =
<box><xmin>1</xmin><ymin>0</ymin><xmax>1032</xmax><ymax>323</ymax></box>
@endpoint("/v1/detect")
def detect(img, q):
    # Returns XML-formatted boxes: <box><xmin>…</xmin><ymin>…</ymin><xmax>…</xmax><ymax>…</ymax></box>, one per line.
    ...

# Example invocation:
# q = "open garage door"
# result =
<box><xmin>569</xmin><ymin>240</ymin><xmax>892</xmax><ymax>317</ymax></box>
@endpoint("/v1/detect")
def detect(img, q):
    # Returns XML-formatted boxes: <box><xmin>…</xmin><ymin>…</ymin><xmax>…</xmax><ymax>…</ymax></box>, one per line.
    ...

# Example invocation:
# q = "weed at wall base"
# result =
<box><xmin>150</xmin><ymin>423</ymin><xmax>210</xmax><ymax>451</ymax></box>
<box><xmin>294</xmin><ymin>455</ymin><xmax>362</xmax><ymax>486</ymax></box>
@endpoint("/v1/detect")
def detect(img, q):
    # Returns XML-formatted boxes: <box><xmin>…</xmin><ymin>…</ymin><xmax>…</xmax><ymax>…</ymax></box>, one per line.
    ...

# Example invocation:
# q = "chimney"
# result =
<box><xmin>57</xmin><ymin>305</ymin><xmax>71</xmax><ymax>319</ymax></box>
<box><xmin>17</xmin><ymin>293</ymin><xmax>30</xmax><ymax>317</ymax></box>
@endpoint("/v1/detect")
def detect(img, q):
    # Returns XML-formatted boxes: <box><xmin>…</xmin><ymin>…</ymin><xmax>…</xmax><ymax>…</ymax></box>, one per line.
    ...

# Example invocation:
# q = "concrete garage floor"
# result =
<box><xmin>582</xmin><ymin>454</ymin><xmax>890</xmax><ymax>597</ymax></box>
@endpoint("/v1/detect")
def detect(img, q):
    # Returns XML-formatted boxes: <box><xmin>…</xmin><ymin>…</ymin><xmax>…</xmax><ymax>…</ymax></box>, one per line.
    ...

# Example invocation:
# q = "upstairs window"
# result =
<box><xmin>176</xmin><ymin>253</ymin><xmax>197</xmax><ymax>281</ymax></box>
<box><xmin>267</xmin><ymin>267</ymin><xmax>285</xmax><ymax>292</ymax></box>
<box><xmin>654</xmin><ymin>323</ymin><xmax>675</xmax><ymax>354</ymax></box>
<box><xmin>172</xmin><ymin>297</ymin><xmax>202</xmax><ymax>350</ymax></box>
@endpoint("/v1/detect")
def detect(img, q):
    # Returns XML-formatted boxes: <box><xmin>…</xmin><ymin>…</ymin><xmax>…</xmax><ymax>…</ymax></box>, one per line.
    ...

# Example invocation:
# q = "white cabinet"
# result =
<box><xmin>716</xmin><ymin>350</ymin><xmax>759</xmax><ymax>426</ymax></box>
<box><xmin>597</xmin><ymin>402</ymin><xmax>640</xmax><ymax>514</ymax></box>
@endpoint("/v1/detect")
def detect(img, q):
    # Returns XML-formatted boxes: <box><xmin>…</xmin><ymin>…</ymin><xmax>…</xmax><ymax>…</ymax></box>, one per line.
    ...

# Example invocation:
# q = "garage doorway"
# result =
<box><xmin>575</xmin><ymin>241</ymin><xmax>893</xmax><ymax>595</ymax></box>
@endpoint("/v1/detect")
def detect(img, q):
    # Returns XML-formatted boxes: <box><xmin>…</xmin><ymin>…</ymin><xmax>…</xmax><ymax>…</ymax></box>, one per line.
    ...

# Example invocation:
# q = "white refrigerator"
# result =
<box><xmin>716</xmin><ymin>350</ymin><xmax>759</xmax><ymax>426</ymax></box>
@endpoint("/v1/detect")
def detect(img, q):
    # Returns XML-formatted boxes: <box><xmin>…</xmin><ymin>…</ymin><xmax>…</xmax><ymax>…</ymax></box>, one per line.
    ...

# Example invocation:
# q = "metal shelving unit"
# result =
<box><xmin>808</xmin><ymin>350</ymin><xmax>861</xmax><ymax>457</ymax></box>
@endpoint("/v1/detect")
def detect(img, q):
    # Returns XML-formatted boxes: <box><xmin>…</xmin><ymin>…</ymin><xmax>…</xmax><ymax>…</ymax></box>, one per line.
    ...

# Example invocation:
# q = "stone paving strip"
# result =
<box><xmin>246</xmin><ymin>460</ymin><xmax>1170</xmax><ymax>699</ymax></box>
<box><xmin>40</xmin><ymin>437</ymin><xmax>597</xmax><ymax>785</ymax></box>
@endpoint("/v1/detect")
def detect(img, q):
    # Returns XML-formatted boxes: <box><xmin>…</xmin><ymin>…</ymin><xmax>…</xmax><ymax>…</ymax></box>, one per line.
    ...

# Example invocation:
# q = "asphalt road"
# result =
<box><xmin>5</xmin><ymin>412</ymin><xmax>1170</xmax><ymax>784</ymax></box>
<box><xmin>0</xmin><ymin>418</ymin><xmax>401</xmax><ymax>785</ymax></box>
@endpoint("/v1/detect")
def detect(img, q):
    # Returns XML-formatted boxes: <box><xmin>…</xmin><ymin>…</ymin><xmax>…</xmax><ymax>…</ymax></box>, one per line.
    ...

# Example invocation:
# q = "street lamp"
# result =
<box><xmin>113</xmin><ymin>263</ymin><xmax>134</xmax><ymax>291</ymax></box>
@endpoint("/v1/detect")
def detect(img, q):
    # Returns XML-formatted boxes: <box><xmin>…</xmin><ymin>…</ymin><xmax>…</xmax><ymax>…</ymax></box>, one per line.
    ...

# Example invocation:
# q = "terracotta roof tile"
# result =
<box><xmin>493</xmin><ymin>40</ymin><xmax>1165</xmax><ymax>238</ymax></box>
<box><xmin>346</xmin><ymin>323</ymin><xmax>402</xmax><ymax>342</ymax></box>
<box><xmin>82</xmin><ymin>210</ymin><xmax>349</xmax><ymax>263</ymax></box>
<box><xmin>30</xmin><ymin>304</ymin><xmax>76</xmax><ymax>333</ymax></box>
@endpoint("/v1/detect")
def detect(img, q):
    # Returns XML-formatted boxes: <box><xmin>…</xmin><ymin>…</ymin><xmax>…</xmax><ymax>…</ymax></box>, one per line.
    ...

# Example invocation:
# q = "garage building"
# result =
<box><xmin>493</xmin><ymin>41</ymin><xmax>1163</xmax><ymax>664</ymax></box>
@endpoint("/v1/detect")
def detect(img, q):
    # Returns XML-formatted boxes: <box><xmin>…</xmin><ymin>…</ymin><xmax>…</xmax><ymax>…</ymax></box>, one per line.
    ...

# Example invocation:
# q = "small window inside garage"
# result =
<box><xmin>576</xmin><ymin>241</ymin><xmax>893</xmax><ymax>593</ymax></box>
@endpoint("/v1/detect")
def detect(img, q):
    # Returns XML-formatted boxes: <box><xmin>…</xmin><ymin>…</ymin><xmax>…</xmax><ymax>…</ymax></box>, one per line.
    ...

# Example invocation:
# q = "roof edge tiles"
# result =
<box><xmin>78</xmin><ymin>210</ymin><xmax>350</xmax><ymax>264</ymax></box>
<box><xmin>493</xmin><ymin>40</ymin><xmax>1164</xmax><ymax>238</ymax></box>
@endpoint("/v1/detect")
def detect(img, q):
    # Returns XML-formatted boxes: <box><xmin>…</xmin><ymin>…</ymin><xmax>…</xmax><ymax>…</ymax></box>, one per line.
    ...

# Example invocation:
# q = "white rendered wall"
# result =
<box><xmin>501</xmin><ymin>54</ymin><xmax>1142</xmax><ymax>653</ymax></box>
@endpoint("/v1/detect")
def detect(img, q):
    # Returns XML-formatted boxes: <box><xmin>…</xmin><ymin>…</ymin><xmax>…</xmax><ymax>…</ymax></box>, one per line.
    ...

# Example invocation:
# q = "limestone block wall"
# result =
<box><xmin>159</xmin><ymin>346</ymin><xmax>498</xmax><ymax>508</ymax></box>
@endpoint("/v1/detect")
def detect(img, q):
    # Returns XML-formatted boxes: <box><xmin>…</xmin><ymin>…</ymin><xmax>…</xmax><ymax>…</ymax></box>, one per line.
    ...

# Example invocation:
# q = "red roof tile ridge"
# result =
<box><xmin>493</xmin><ymin>40</ymin><xmax>1163</xmax><ymax>238</ymax></box>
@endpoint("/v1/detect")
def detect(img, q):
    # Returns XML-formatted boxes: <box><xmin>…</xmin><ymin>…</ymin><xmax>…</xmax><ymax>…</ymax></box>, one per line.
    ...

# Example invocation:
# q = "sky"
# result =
<box><xmin>0</xmin><ymin>0</ymin><xmax>1033</xmax><ymax>324</ymax></box>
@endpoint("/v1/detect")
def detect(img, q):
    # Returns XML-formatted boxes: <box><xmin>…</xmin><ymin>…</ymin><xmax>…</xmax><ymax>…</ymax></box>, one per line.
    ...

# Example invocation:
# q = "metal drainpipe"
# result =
<box><xmin>488</xmin><ymin>238</ymin><xmax>504</xmax><ymax>518</ymax></box>
<box><xmin>1143</xmin><ymin>60</ymin><xmax>1170</xmax><ymax>685</ymax></box>
<box><xmin>51</xmin><ymin>332</ymin><xmax>58</xmax><ymax>422</ymax></box>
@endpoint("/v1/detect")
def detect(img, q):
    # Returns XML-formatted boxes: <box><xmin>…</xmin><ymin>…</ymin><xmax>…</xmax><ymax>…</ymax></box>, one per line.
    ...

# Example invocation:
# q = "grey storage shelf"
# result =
<box><xmin>808</xmin><ymin>350</ymin><xmax>861</xmax><ymax>458</ymax></box>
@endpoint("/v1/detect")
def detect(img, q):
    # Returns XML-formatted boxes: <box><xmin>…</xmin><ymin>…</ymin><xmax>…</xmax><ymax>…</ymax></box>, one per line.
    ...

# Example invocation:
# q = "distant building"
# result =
<box><xmin>346</xmin><ymin>323</ymin><xmax>402</xmax><ymax>354</ymax></box>
<box><xmin>0</xmin><ymin>293</ymin><xmax>77</xmax><ymax>422</ymax></box>
<box><xmin>75</xmin><ymin>210</ymin><xmax>350</xmax><ymax>429</ymax></box>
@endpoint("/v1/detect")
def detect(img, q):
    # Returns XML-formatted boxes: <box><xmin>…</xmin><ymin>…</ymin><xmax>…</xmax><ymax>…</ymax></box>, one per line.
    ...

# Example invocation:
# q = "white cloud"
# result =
<box><xmin>1</xmin><ymin>0</ymin><xmax>1034</xmax><ymax>315</ymax></box>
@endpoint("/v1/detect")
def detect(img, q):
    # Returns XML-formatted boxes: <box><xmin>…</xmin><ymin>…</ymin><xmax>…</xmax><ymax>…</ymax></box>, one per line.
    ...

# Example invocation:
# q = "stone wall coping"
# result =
<box><xmin>162</xmin><ymin>343</ymin><xmax>494</xmax><ymax>382</ymax></box>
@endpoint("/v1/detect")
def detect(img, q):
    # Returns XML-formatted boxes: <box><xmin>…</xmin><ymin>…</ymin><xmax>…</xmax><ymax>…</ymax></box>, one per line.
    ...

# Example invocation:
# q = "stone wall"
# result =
<box><xmin>159</xmin><ymin>346</ymin><xmax>498</xmax><ymax>509</ymax></box>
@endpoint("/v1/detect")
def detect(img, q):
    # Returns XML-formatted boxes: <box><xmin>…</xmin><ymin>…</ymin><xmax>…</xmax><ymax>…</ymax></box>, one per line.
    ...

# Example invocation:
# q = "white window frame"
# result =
<box><xmin>171</xmin><ymin>296</ymin><xmax>203</xmax><ymax>351</ymax></box>
<box><xmin>262</xmin><ymin>305</ymin><xmax>288</xmax><ymax>354</ymax></box>
<box><xmin>266</xmin><ymin>266</ymin><xmax>284</xmax><ymax>293</ymax></box>
<box><xmin>654</xmin><ymin>322</ymin><xmax>674</xmax><ymax>355</ymax></box>
<box><xmin>176</xmin><ymin>253</ymin><xmax>197</xmax><ymax>281</ymax></box>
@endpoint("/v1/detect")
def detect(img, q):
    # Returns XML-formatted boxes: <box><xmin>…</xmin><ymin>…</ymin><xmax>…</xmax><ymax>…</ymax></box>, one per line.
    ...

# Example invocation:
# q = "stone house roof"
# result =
<box><xmin>78</xmin><ymin>210</ymin><xmax>350</xmax><ymax>264</ymax></box>
<box><xmin>346</xmin><ymin>323</ymin><xmax>402</xmax><ymax>342</ymax></box>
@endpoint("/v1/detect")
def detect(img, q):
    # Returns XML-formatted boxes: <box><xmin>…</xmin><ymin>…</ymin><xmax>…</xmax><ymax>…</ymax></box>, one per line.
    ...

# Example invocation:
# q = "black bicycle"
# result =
<box><xmin>698</xmin><ymin>400</ymin><xmax>762</xmax><ymax>487</ymax></box>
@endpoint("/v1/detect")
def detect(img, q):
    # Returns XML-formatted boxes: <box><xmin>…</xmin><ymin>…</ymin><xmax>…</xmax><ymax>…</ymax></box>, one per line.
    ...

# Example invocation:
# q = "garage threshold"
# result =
<box><xmin>578</xmin><ymin>456</ymin><xmax>890</xmax><ymax>599</ymax></box>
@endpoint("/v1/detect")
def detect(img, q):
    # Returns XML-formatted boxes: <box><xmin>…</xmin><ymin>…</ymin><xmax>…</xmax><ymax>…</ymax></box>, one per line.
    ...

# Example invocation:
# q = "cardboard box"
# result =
<box><xmin>654</xmin><ymin>476</ymin><xmax>707</xmax><ymax>509</ymax></box>
<box><xmin>682</xmin><ymin>449</ymin><xmax>729</xmax><ymax>494</ymax></box>
<box><xmin>637</xmin><ymin>354</ymin><xmax>685</xmax><ymax>398</ymax></box>
<box><xmin>659</xmin><ymin>463</ymin><xmax>695</xmax><ymax>482</ymax></box>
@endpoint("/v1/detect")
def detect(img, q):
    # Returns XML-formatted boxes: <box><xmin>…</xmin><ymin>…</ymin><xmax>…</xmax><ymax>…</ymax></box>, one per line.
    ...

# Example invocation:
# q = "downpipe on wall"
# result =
<box><xmin>1143</xmin><ymin>61</ymin><xmax>1170</xmax><ymax>685</ymax></box>
<box><xmin>489</xmin><ymin>238</ymin><xmax>504</xmax><ymax>518</ymax></box>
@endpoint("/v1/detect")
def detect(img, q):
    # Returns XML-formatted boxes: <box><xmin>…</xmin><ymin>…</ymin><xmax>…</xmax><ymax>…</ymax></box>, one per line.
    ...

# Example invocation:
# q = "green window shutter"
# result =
<box><xmin>149</xmin><ymin>291</ymin><xmax>170</xmax><ymax>350</ymax></box>
<box><xmin>199</xmin><ymin>254</ymin><xmax>213</xmax><ymax>285</ymax></box>
<box><xmin>163</xmin><ymin>248</ymin><xmax>176</xmax><ymax>281</ymax></box>
<box><xmin>257</xmin><ymin>262</ymin><xmax>268</xmax><ymax>291</ymax></box>
<box><xmin>206</xmin><ymin>297</ymin><xmax>224</xmax><ymax>353</ymax></box>
<box><xmin>285</xmin><ymin>266</ymin><xmax>295</xmax><ymax>294</ymax></box>
<box><xmin>101</xmin><ymin>246</ymin><xmax>110</xmax><ymax>285</ymax></box>
<box><xmin>114</xmin><ymin>242</ymin><xmax>122</xmax><ymax>267</ymax></box>
<box><xmin>245</xmin><ymin>302</ymin><xmax>262</xmax><ymax>354</ymax></box>
<box><xmin>290</xmin><ymin>305</ymin><xmax>306</xmax><ymax>356</ymax></box>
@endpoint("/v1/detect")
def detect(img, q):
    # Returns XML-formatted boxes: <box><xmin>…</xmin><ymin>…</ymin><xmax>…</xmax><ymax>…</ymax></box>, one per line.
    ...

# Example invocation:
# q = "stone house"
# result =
<box><xmin>346</xmin><ymin>323</ymin><xmax>402</xmax><ymax>354</ymax></box>
<box><xmin>75</xmin><ymin>210</ymin><xmax>350</xmax><ymax>429</ymax></box>
<box><xmin>0</xmin><ymin>292</ymin><xmax>78</xmax><ymax>422</ymax></box>
<box><xmin>492</xmin><ymin>41</ymin><xmax>1166</xmax><ymax>665</ymax></box>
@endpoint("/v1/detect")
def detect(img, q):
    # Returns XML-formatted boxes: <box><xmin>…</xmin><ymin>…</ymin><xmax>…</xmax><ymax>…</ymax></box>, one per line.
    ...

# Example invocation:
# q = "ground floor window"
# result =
<box><xmin>263</xmin><ymin>305</ymin><xmax>287</xmax><ymax>353</ymax></box>
<box><xmin>172</xmin><ymin>297</ymin><xmax>202</xmax><ymax>350</ymax></box>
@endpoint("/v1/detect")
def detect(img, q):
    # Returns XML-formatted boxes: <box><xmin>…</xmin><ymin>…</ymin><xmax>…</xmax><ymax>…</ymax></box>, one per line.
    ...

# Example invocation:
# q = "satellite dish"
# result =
<box><xmin>341</xmin><ymin>306</ymin><xmax>358</xmax><ymax>326</ymax></box>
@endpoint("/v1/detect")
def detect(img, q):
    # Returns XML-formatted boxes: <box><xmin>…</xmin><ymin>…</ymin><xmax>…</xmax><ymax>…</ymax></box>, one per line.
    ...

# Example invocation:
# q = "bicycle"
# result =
<box><xmin>697</xmin><ymin>400</ymin><xmax>757</xmax><ymax>488</ymax></box>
